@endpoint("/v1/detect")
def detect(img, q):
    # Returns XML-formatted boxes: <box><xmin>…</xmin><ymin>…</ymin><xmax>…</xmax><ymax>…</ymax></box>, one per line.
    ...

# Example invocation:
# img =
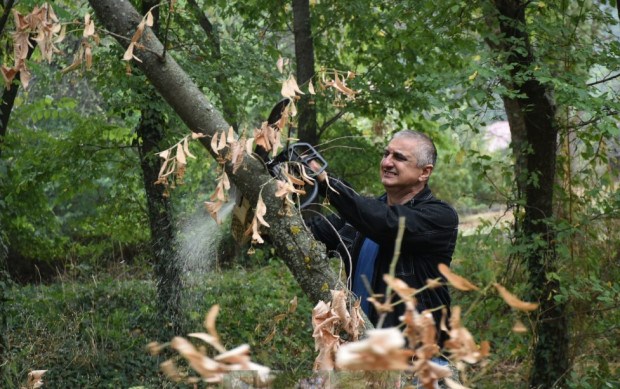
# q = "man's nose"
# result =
<box><xmin>381</xmin><ymin>155</ymin><xmax>394</xmax><ymax>166</ymax></box>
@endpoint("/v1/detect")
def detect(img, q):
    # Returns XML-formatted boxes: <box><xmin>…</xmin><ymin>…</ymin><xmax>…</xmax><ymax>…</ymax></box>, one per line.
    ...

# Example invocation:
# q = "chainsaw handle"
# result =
<box><xmin>300</xmin><ymin>177</ymin><xmax>319</xmax><ymax>209</ymax></box>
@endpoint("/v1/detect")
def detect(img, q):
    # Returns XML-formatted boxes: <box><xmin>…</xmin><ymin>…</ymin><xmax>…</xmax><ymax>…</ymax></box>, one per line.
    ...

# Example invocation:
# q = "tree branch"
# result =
<box><xmin>586</xmin><ymin>72</ymin><xmax>620</xmax><ymax>87</ymax></box>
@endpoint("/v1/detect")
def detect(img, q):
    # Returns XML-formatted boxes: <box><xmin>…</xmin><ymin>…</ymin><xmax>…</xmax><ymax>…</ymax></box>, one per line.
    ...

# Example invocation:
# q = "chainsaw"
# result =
<box><xmin>231</xmin><ymin>99</ymin><xmax>328</xmax><ymax>244</ymax></box>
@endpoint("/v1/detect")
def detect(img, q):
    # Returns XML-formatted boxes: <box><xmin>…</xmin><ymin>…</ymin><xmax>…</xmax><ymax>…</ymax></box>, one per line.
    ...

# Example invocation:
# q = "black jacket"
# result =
<box><xmin>309</xmin><ymin>176</ymin><xmax>458</xmax><ymax>345</ymax></box>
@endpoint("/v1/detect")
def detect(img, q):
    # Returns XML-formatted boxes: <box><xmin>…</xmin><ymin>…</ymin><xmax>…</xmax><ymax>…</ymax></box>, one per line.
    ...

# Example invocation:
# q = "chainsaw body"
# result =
<box><xmin>230</xmin><ymin>100</ymin><xmax>328</xmax><ymax>244</ymax></box>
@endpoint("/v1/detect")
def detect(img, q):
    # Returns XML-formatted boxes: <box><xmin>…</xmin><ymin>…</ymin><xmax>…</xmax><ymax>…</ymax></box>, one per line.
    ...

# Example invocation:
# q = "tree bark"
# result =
<box><xmin>132</xmin><ymin>0</ymin><xmax>185</xmax><ymax>336</ymax></box>
<box><xmin>137</xmin><ymin>106</ymin><xmax>185</xmax><ymax>335</ymax></box>
<box><xmin>292</xmin><ymin>0</ymin><xmax>318</xmax><ymax>145</ymax></box>
<box><xmin>492</xmin><ymin>1</ymin><xmax>569</xmax><ymax>387</ymax></box>
<box><xmin>0</xmin><ymin>234</ymin><xmax>9</xmax><ymax>381</ymax></box>
<box><xmin>88</xmin><ymin>0</ymin><xmax>342</xmax><ymax>306</ymax></box>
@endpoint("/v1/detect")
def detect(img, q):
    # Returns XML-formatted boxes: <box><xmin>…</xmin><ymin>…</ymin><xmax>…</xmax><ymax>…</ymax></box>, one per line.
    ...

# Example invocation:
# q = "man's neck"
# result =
<box><xmin>385</xmin><ymin>185</ymin><xmax>425</xmax><ymax>206</ymax></box>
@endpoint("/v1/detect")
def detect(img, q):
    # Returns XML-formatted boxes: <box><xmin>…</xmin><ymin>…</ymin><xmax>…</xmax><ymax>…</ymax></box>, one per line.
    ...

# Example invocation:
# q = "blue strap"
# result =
<box><xmin>352</xmin><ymin>238</ymin><xmax>379</xmax><ymax>315</ymax></box>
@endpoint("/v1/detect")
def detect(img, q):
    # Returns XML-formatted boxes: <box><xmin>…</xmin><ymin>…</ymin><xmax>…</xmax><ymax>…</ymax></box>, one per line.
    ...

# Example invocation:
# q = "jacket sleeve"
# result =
<box><xmin>307</xmin><ymin>212</ymin><xmax>346</xmax><ymax>252</ymax></box>
<box><xmin>321</xmin><ymin>177</ymin><xmax>458</xmax><ymax>252</ymax></box>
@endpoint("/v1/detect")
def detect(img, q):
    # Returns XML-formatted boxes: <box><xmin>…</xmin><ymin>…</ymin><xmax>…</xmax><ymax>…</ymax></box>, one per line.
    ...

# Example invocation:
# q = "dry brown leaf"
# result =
<box><xmin>123</xmin><ymin>42</ymin><xmax>136</xmax><ymax>61</ymax></box>
<box><xmin>220</xmin><ymin>172</ymin><xmax>230</xmax><ymax>191</ymax></box>
<box><xmin>333</xmin><ymin>71</ymin><xmax>357</xmax><ymax>97</ymax></box>
<box><xmin>217</xmin><ymin>130</ymin><xmax>227</xmax><ymax>151</ymax></box>
<box><xmin>246</xmin><ymin>217</ymin><xmax>264</xmax><ymax>244</ymax></box>
<box><xmin>255</xmin><ymin>194</ymin><xmax>270</xmax><ymax>227</ymax></box>
<box><xmin>183</xmin><ymin>136</ymin><xmax>196</xmax><ymax>159</ymax></box>
<box><xmin>204</xmin><ymin>201</ymin><xmax>223</xmax><ymax>224</ymax></box>
<box><xmin>170</xmin><ymin>336</ymin><xmax>221</xmax><ymax>377</ymax></box>
<box><xmin>512</xmin><ymin>320</ymin><xmax>528</xmax><ymax>333</ymax></box>
<box><xmin>367</xmin><ymin>296</ymin><xmax>393</xmax><ymax>313</ymax></box>
<box><xmin>494</xmin><ymin>283</ymin><xmax>539</xmax><ymax>311</ymax></box>
<box><xmin>27</xmin><ymin>370</ymin><xmax>47</xmax><ymax>389</ymax></box>
<box><xmin>214</xmin><ymin>344</ymin><xmax>250</xmax><ymax>363</ymax></box>
<box><xmin>288</xmin><ymin>296</ymin><xmax>298</xmax><ymax>314</ymax></box>
<box><xmin>145</xmin><ymin>11</ymin><xmax>154</xmax><ymax>27</ymax></box>
<box><xmin>147</xmin><ymin>341</ymin><xmax>167</xmax><ymax>356</ymax></box>
<box><xmin>245</xmin><ymin>137</ymin><xmax>255</xmax><ymax>156</ymax></box>
<box><xmin>189</xmin><ymin>332</ymin><xmax>226</xmax><ymax>354</ymax></box>
<box><xmin>205</xmin><ymin>305</ymin><xmax>220</xmax><ymax>339</ymax></box>
<box><xmin>383</xmin><ymin>274</ymin><xmax>417</xmax><ymax>302</ymax></box>
<box><xmin>274</xmin><ymin>313</ymin><xmax>287</xmax><ymax>323</ymax></box>
<box><xmin>160</xmin><ymin>359</ymin><xmax>184</xmax><ymax>383</ymax></box>
<box><xmin>210</xmin><ymin>181</ymin><xmax>226</xmax><ymax>202</ymax></box>
<box><xmin>263</xmin><ymin>328</ymin><xmax>277</xmax><ymax>344</ymax></box>
<box><xmin>131</xmin><ymin>21</ymin><xmax>145</xmax><ymax>44</ymax></box>
<box><xmin>444</xmin><ymin>377</ymin><xmax>471</xmax><ymax>389</ymax></box>
<box><xmin>335</xmin><ymin>328</ymin><xmax>412</xmax><ymax>371</ymax></box>
<box><xmin>289</xmin><ymin>74</ymin><xmax>304</xmax><ymax>95</ymax></box>
<box><xmin>176</xmin><ymin>144</ymin><xmax>186</xmax><ymax>166</ymax></box>
<box><xmin>210</xmin><ymin>132</ymin><xmax>219</xmax><ymax>154</ymax></box>
<box><xmin>308</xmin><ymin>80</ymin><xmax>316</xmax><ymax>95</ymax></box>
<box><xmin>331</xmin><ymin>289</ymin><xmax>350</xmax><ymax>329</ymax></box>
<box><xmin>444</xmin><ymin>306</ymin><xmax>489</xmax><ymax>365</ymax></box>
<box><xmin>276</xmin><ymin>55</ymin><xmax>284</xmax><ymax>73</ymax></box>
<box><xmin>1</xmin><ymin>65</ymin><xmax>18</xmax><ymax>87</ymax></box>
<box><xmin>85</xmin><ymin>45</ymin><xmax>92</xmax><ymax>70</ymax></box>
<box><xmin>284</xmin><ymin>169</ymin><xmax>305</xmax><ymax>186</ymax></box>
<box><xmin>438</xmin><ymin>263</ymin><xmax>479</xmax><ymax>291</ymax></box>
<box><xmin>281</xmin><ymin>77</ymin><xmax>296</xmax><ymax>98</ymax></box>
<box><xmin>19</xmin><ymin>68</ymin><xmax>31</xmax><ymax>89</ymax></box>
<box><xmin>275</xmin><ymin>179</ymin><xmax>305</xmax><ymax>201</ymax></box>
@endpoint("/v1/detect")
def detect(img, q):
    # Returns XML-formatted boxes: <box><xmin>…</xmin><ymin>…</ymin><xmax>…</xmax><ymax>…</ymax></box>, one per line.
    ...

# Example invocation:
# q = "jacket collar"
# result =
<box><xmin>380</xmin><ymin>185</ymin><xmax>433</xmax><ymax>206</ymax></box>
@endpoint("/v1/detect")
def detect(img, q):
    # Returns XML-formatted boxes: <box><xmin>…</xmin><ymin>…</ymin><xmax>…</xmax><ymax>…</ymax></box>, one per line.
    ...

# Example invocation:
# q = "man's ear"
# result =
<box><xmin>420</xmin><ymin>164</ymin><xmax>433</xmax><ymax>182</ymax></box>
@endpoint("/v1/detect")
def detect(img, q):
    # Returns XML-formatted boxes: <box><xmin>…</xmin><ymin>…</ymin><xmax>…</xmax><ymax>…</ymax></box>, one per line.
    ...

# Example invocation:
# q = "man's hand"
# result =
<box><xmin>308</xmin><ymin>159</ymin><xmax>327</xmax><ymax>183</ymax></box>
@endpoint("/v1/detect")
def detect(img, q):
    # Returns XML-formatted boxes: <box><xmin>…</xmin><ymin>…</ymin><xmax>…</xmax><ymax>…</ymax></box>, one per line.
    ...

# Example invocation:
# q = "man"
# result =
<box><xmin>308</xmin><ymin>130</ymin><xmax>458</xmax><ymax>347</ymax></box>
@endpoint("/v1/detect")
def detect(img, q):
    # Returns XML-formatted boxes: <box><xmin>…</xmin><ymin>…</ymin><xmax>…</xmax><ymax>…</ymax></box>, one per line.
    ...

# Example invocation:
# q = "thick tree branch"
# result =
<box><xmin>87</xmin><ymin>0</ymin><xmax>342</xmax><ymax>305</ymax></box>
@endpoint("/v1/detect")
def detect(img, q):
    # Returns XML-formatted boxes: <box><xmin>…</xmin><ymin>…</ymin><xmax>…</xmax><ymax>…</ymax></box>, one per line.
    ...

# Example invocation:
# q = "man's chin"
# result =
<box><xmin>381</xmin><ymin>178</ymin><xmax>396</xmax><ymax>187</ymax></box>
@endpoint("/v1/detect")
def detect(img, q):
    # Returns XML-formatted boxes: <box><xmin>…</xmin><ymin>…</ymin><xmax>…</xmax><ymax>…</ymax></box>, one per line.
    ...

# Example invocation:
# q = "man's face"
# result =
<box><xmin>380</xmin><ymin>137</ymin><xmax>431</xmax><ymax>191</ymax></box>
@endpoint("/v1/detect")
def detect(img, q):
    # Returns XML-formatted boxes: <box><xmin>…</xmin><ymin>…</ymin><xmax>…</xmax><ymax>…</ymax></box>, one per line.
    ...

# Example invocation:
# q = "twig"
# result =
<box><xmin>161</xmin><ymin>0</ymin><xmax>174</xmax><ymax>59</ymax></box>
<box><xmin>586</xmin><ymin>72</ymin><xmax>620</xmax><ymax>87</ymax></box>
<box><xmin>376</xmin><ymin>216</ymin><xmax>405</xmax><ymax>329</ymax></box>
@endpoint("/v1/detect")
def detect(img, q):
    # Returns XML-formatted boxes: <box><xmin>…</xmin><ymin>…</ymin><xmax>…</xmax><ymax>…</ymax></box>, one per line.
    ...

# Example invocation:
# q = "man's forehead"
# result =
<box><xmin>385</xmin><ymin>138</ymin><xmax>418</xmax><ymax>155</ymax></box>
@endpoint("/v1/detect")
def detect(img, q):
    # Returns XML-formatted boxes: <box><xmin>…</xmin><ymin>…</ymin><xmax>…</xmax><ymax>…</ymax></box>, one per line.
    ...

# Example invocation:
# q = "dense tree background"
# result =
<box><xmin>1</xmin><ymin>0</ymin><xmax>618</xmax><ymax>387</ymax></box>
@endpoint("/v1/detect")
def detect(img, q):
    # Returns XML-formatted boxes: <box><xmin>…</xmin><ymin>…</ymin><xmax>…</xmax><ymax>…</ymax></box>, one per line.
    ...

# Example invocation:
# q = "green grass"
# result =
<box><xmin>3</xmin><ymin>260</ymin><xmax>316</xmax><ymax>388</ymax></box>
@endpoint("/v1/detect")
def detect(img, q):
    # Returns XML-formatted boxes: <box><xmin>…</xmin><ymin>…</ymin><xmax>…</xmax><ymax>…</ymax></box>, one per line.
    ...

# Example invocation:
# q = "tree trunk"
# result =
<box><xmin>0</xmin><ymin>234</ymin><xmax>9</xmax><ymax>381</ymax></box>
<box><xmin>0</xmin><ymin>32</ymin><xmax>35</xmax><ymax>159</ymax></box>
<box><xmin>493</xmin><ymin>1</ymin><xmax>569</xmax><ymax>387</ymax></box>
<box><xmin>88</xmin><ymin>0</ymin><xmax>342</xmax><ymax>306</ymax></box>
<box><xmin>131</xmin><ymin>0</ymin><xmax>184</xmax><ymax>336</ymax></box>
<box><xmin>137</xmin><ymin>106</ymin><xmax>185</xmax><ymax>335</ymax></box>
<box><xmin>292</xmin><ymin>0</ymin><xmax>318</xmax><ymax>145</ymax></box>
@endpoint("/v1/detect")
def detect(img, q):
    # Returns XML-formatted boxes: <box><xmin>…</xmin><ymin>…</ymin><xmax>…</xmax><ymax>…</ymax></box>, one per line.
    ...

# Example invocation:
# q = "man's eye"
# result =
<box><xmin>383</xmin><ymin>150</ymin><xmax>390</xmax><ymax>158</ymax></box>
